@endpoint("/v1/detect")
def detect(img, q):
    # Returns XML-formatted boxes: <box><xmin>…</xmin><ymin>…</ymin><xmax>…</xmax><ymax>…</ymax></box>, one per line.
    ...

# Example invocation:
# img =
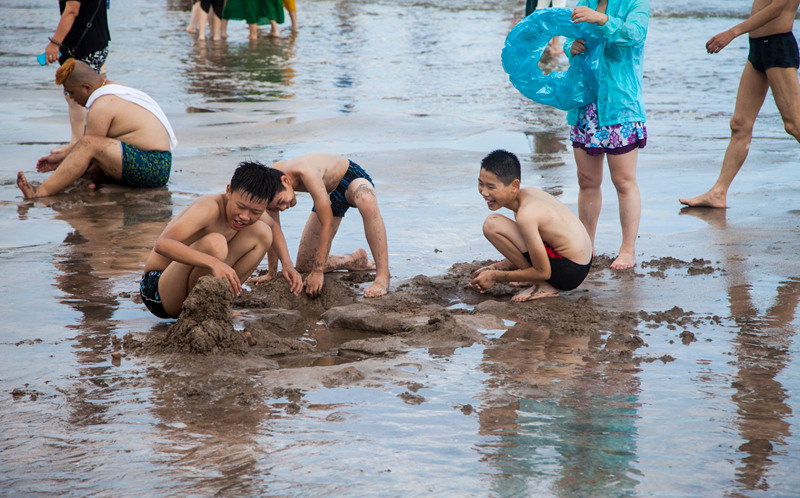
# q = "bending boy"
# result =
<box><xmin>17</xmin><ymin>58</ymin><xmax>177</xmax><ymax>199</ymax></box>
<box><xmin>140</xmin><ymin>161</ymin><xmax>302</xmax><ymax>319</ymax></box>
<box><xmin>470</xmin><ymin>150</ymin><xmax>593</xmax><ymax>302</ymax></box>
<box><xmin>260</xmin><ymin>153</ymin><xmax>390</xmax><ymax>298</ymax></box>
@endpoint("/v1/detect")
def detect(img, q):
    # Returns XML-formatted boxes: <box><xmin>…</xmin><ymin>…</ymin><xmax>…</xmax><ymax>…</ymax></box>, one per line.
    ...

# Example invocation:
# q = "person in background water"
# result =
<box><xmin>44</xmin><ymin>0</ymin><xmax>111</xmax><ymax>148</ymax></box>
<box><xmin>566</xmin><ymin>0</ymin><xmax>649</xmax><ymax>270</ymax></box>
<box><xmin>197</xmin><ymin>0</ymin><xmax>225</xmax><ymax>41</ymax></box>
<box><xmin>185</xmin><ymin>0</ymin><xmax>201</xmax><ymax>34</ymax></box>
<box><xmin>679</xmin><ymin>0</ymin><xmax>800</xmax><ymax>209</ymax></box>
<box><xmin>283</xmin><ymin>0</ymin><xmax>297</xmax><ymax>31</ymax></box>
<box><xmin>223</xmin><ymin>0</ymin><xmax>284</xmax><ymax>39</ymax></box>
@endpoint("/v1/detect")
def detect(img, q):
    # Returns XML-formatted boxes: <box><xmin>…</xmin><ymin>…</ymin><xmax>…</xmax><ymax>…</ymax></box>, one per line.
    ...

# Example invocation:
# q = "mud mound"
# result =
<box><xmin>162</xmin><ymin>276</ymin><xmax>248</xmax><ymax>355</ymax></box>
<box><xmin>234</xmin><ymin>275</ymin><xmax>357</xmax><ymax>313</ymax></box>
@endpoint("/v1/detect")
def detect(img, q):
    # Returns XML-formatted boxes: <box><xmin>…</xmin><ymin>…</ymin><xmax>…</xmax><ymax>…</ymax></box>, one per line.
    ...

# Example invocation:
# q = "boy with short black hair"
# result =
<box><xmin>257</xmin><ymin>153</ymin><xmax>390</xmax><ymax>298</ymax></box>
<box><xmin>140</xmin><ymin>160</ymin><xmax>302</xmax><ymax>319</ymax></box>
<box><xmin>470</xmin><ymin>150</ymin><xmax>593</xmax><ymax>302</ymax></box>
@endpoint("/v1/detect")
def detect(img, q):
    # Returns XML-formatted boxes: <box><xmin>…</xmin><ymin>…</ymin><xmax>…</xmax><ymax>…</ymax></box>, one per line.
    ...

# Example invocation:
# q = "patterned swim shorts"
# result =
<box><xmin>570</xmin><ymin>102</ymin><xmax>647</xmax><ymax>156</ymax></box>
<box><xmin>311</xmin><ymin>160</ymin><xmax>374</xmax><ymax>217</ymax></box>
<box><xmin>120</xmin><ymin>142</ymin><xmax>172</xmax><ymax>188</ymax></box>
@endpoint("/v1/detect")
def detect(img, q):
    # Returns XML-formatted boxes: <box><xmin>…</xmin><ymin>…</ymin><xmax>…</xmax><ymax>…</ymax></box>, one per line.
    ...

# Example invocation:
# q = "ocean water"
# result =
<box><xmin>1</xmin><ymin>0</ymin><xmax>800</xmax><ymax>495</ymax></box>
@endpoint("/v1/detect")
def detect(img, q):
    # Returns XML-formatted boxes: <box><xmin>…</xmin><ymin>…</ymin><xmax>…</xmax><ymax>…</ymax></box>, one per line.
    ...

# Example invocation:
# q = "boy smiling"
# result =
<box><xmin>141</xmin><ymin>161</ymin><xmax>302</xmax><ymax>319</ymax></box>
<box><xmin>470</xmin><ymin>150</ymin><xmax>593</xmax><ymax>302</ymax></box>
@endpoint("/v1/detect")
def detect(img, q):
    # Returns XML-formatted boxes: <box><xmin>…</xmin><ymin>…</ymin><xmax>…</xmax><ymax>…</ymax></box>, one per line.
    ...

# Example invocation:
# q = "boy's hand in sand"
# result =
<box><xmin>470</xmin><ymin>270</ymin><xmax>497</xmax><ymax>293</ymax></box>
<box><xmin>304</xmin><ymin>270</ymin><xmax>324</xmax><ymax>297</ymax></box>
<box><xmin>283</xmin><ymin>267</ymin><xmax>303</xmax><ymax>295</ymax></box>
<box><xmin>211</xmin><ymin>260</ymin><xmax>243</xmax><ymax>298</ymax></box>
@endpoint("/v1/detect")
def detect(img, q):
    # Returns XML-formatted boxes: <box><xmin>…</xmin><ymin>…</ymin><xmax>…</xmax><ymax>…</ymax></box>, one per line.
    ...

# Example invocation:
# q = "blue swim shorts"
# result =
<box><xmin>312</xmin><ymin>160</ymin><xmax>374</xmax><ymax>217</ymax></box>
<box><xmin>121</xmin><ymin>142</ymin><xmax>172</xmax><ymax>188</ymax></box>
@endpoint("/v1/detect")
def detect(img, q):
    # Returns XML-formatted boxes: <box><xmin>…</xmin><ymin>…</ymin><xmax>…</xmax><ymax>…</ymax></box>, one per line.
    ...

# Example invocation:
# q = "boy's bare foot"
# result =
<box><xmin>363</xmin><ymin>276</ymin><xmax>390</xmax><ymax>298</ymax></box>
<box><xmin>511</xmin><ymin>284</ymin><xmax>559</xmax><ymax>302</ymax></box>
<box><xmin>17</xmin><ymin>172</ymin><xmax>38</xmax><ymax>199</ymax></box>
<box><xmin>247</xmin><ymin>273</ymin><xmax>274</xmax><ymax>285</ymax></box>
<box><xmin>678</xmin><ymin>190</ymin><xmax>727</xmax><ymax>209</ymax></box>
<box><xmin>347</xmin><ymin>248</ymin><xmax>376</xmax><ymax>271</ymax></box>
<box><xmin>610</xmin><ymin>252</ymin><xmax>636</xmax><ymax>270</ymax></box>
<box><xmin>50</xmin><ymin>144</ymin><xmax>72</xmax><ymax>156</ymax></box>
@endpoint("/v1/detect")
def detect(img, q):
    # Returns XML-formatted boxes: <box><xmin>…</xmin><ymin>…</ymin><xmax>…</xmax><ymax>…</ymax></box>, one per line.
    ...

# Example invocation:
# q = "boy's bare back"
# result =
<box><xmin>272</xmin><ymin>153</ymin><xmax>350</xmax><ymax>193</ymax></box>
<box><xmin>517</xmin><ymin>187</ymin><xmax>593</xmax><ymax>265</ymax></box>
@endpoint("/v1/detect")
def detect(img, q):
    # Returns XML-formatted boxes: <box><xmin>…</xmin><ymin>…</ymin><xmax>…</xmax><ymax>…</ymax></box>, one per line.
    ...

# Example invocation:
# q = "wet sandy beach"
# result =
<box><xmin>2</xmin><ymin>0</ymin><xmax>800</xmax><ymax>495</ymax></box>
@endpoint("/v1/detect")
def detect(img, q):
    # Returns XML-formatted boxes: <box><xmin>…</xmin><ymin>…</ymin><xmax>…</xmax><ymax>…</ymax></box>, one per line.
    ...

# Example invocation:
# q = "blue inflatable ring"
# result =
<box><xmin>502</xmin><ymin>8</ymin><xmax>603</xmax><ymax>110</ymax></box>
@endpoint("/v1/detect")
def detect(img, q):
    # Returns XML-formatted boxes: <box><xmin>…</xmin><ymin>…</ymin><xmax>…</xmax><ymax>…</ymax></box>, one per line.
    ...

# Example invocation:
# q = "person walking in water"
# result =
<box><xmin>679</xmin><ymin>0</ymin><xmax>800</xmax><ymax>209</ymax></box>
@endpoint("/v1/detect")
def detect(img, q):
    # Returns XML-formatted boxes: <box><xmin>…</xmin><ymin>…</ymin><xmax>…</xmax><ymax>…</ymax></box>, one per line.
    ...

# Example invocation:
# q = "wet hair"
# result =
<box><xmin>266</xmin><ymin>167</ymin><xmax>287</xmax><ymax>193</ymax></box>
<box><xmin>230</xmin><ymin>160</ymin><xmax>278</xmax><ymax>202</ymax></box>
<box><xmin>55</xmin><ymin>58</ymin><xmax>101</xmax><ymax>87</ymax></box>
<box><xmin>481</xmin><ymin>150</ymin><xmax>521</xmax><ymax>185</ymax></box>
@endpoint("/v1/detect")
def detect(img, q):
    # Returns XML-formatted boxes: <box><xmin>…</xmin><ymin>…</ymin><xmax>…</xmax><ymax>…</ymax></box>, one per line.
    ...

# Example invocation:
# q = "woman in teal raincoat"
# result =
<box><xmin>566</xmin><ymin>0</ymin><xmax>649</xmax><ymax>270</ymax></box>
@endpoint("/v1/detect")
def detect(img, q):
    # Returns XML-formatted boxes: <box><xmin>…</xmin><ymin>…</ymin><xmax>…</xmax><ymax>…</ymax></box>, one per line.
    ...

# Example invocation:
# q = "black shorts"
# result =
<box><xmin>200</xmin><ymin>0</ymin><xmax>225</xmax><ymax>15</ymax></box>
<box><xmin>748</xmin><ymin>32</ymin><xmax>800</xmax><ymax>73</ymax></box>
<box><xmin>140</xmin><ymin>270</ymin><xmax>179</xmax><ymax>319</ymax></box>
<box><xmin>523</xmin><ymin>243</ymin><xmax>592</xmax><ymax>291</ymax></box>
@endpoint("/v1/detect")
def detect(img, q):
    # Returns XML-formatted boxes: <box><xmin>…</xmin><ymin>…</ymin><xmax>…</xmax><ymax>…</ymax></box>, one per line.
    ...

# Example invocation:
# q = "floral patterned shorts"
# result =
<box><xmin>570</xmin><ymin>102</ymin><xmax>647</xmax><ymax>156</ymax></box>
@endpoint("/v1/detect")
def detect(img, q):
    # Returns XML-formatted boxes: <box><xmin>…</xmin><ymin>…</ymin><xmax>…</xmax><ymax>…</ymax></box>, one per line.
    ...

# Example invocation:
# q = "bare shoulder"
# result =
<box><xmin>174</xmin><ymin>193</ymin><xmax>224</xmax><ymax>224</ymax></box>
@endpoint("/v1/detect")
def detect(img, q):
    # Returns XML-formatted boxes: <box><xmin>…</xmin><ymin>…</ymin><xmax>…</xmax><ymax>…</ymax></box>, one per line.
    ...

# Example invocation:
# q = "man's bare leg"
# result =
<box><xmin>766</xmin><ymin>65</ymin><xmax>800</xmax><ymax>142</ymax></box>
<box><xmin>607</xmin><ymin>149</ymin><xmax>641</xmax><ymax>269</ymax></box>
<box><xmin>679</xmin><ymin>62</ymin><xmax>769</xmax><ymax>208</ymax></box>
<box><xmin>512</xmin><ymin>282</ymin><xmax>560</xmax><ymax>303</ymax></box>
<box><xmin>349</xmin><ymin>180</ymin><xmax>390</xmax><ymax>297</ymax></box>
<box><xmin>17</xmin><ymin>136</ymin><xmax>122</xmax><ymax>198</ymax></box>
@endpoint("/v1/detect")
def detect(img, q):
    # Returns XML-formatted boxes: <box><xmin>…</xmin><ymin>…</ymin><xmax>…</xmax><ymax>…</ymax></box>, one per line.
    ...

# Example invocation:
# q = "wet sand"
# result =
<box><xmin>2</xmin><ymin>0</ymin><xmax>800</xmax><ymax>495</ymax></box>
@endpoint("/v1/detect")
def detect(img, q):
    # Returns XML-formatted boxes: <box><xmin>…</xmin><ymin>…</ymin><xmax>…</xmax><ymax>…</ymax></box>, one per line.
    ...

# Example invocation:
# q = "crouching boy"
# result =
<box><xmin>470</xmin><ymin>150</ymin><xmax>593</xmax><ymax>302</ymax></box>
<box><xmin>140</xmin><ymin>161</ymin><xmax>302</xmax><ymax>319</ymax></box>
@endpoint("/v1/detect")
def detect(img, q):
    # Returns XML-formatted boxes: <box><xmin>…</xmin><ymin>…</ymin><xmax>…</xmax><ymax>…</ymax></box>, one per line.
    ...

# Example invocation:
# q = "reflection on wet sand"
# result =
<box><xmin>681</xmin><ymin>207</ymin><xmax>797</xmax><ymax>492</ymax></box>
<box><xmin>146</xmin><ymin>356</ymin><xmax>278</xmax><ymax>495</ymax></box>
<box><xmin>477</xmin><ymin>323</ymin><xmax>641</xmax><ymax>495</ymax></box>
<box><xmin>26</xmin><ymin>186</ymin><xmax>172</xmax><ymax>423</ymax></box>
<box><xmin>187</xmin><ymin>34</ymin><xmax>297</xmax><ymax>103</ymax></box>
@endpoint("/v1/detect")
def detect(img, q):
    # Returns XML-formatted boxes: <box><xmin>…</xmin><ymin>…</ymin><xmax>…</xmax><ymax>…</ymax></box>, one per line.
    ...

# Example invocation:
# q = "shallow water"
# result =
<box><xmin>2</xmin><ymin>0</ymin><xmax>800</xmax><ymax>495</ymax></box>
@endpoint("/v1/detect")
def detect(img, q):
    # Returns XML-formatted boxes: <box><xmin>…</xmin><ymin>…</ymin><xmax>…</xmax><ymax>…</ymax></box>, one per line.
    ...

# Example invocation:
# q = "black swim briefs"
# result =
<box><xmin>140</xmin><ymin>270</ymin><xmax>179</xmax><ymax>319</ymax></box>
<box><xmin>523</xmin><ymin>243</ymin><xmax>592</xmax><ymax>291</ymax></box>
<box><xmin>748</xmin><ymin>32</ymin><xmax>800</xmax><ymax>73</ymax></box>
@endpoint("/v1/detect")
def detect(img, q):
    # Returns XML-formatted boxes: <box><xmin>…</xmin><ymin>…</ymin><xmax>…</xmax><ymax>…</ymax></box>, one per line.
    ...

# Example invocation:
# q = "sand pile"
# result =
<box><xmin>162</xmin><ymin>275</ymin><xmax>248</xmax><ymax>355</ymax></box>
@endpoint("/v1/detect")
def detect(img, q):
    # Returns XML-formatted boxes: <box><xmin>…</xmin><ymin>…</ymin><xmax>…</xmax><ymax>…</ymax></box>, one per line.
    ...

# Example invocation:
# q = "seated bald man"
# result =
<box><xmin>17</xmin><ymin>58</ymin><xmax>177</xmax><ymax>199</ymax></box>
